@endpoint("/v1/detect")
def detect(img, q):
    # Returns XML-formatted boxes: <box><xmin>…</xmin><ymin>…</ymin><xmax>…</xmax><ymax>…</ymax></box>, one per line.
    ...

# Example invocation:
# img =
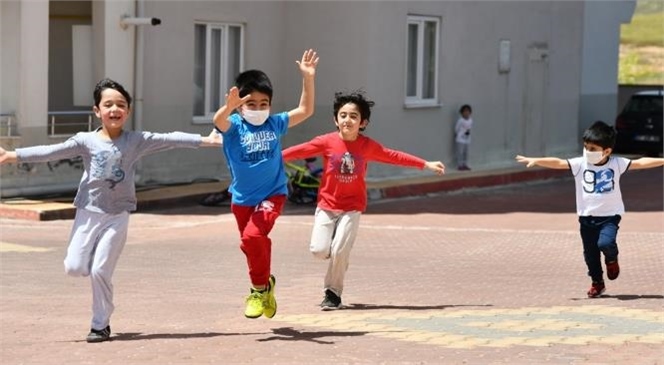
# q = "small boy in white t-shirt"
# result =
<box><xmin>516</xmin><ymin>121</ymin><xmax>664</xmax><ymax>298</ymax></box>
<box><xmin>454</xmin><ymin>104</ymin><xmax>473</xmax><ymax>171</ymax></box>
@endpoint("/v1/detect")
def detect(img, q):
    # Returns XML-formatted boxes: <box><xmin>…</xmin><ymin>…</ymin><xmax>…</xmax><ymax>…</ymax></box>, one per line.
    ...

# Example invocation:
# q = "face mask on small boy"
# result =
<box><xmin>583</xmin><ymin>149</ymin><xmax>605</xmax><ymax>165</ymax></box>
<box><xmin>242</xmin><ymin>108</ymin><xmax>270</xmax><ymax>126</ymax></box>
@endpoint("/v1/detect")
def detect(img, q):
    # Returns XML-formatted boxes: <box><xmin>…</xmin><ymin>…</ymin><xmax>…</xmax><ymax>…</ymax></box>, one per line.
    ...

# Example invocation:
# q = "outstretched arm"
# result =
<box><xmin>515</xmin><ymin>155</ymin><xmax>568</xmax><ymax>169</ymax></box>
<box><xmin>0</xmin><ymin>146</ymin><xmax>17</xmax><ymax>164</ymax></box>
<box><xmin>213</xmin><ymin>87</ymin><xmax>251</xmax><ymax>133</ymax></box>
<box><xmin>282</xmin><ymin>137</ymin><xmax>324</xmax><ymax>162</ymax></box>
<box><xmin>287</xmin><ymin>49</ymin><xmax>320</xmax><ymax>128</ymax></box>
<box><xmin>629</xmin><ymin>157</ymin><xmax>664</xmax><ymax>170</ymax></box>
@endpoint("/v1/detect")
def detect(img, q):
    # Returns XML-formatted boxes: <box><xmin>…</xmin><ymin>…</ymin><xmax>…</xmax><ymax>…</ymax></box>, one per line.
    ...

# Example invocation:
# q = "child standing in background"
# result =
<box><xmin>455</xmin><ymin>104</ymin><xmax>473</xmax><ymax>171</ymax></box>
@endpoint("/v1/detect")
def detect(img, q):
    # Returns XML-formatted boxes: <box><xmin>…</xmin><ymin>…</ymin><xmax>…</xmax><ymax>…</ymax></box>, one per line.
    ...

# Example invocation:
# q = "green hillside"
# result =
<box><xmin>619</xmin><ymin>0</ymin><xmax>663</xmax><ymax>85</ymax></box>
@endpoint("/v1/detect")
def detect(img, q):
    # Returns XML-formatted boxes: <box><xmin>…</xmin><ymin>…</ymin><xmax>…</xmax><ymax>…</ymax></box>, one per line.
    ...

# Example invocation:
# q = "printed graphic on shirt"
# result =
<box><xmin>340</xmin><ymin>152</ymin><xmax>355</xmax><ymax>174</ymax></box>
<box><xmin>332</xmin><ymin>152</ymin><xmax>360</xmax><ymax>184</ymax></box>
<box><xmin>582</xmin><ymin>168</ymin><xmax>615</xmax><ymax>194</ymax></box>
<box><xmin>91</xmin><ymin>146</ymin><xmax>125</xmax><ymax>189</ymax></box>
<box><xmin>240</xmin><ymin>130</ymin><xmax>277</xmax><ymax>162</ymax></box>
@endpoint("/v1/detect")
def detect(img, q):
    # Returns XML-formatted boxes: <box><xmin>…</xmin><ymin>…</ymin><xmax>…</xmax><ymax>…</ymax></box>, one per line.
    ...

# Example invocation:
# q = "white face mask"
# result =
<box><xmin>583</xmin><ymin>149</ymin><xmax>605</xmax><ymax>165</ymax></box>
<box><xmin>242</xmin><ymin>108</ymin><xmax>270</xmax><ymax>126</ymax></box>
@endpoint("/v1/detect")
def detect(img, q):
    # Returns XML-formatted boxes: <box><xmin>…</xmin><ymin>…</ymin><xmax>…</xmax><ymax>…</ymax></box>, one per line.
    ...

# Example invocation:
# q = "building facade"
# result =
<box><xmin>0</xmin><ymin>0</ymin><xmax>635</xmax><ymax>197</ymax></box>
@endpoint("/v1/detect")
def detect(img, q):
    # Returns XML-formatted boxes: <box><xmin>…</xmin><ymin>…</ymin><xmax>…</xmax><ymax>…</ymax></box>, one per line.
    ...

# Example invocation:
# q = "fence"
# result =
<box><xmin>47</xmin><ymin>111</ymin><xmax>96</xmax><ymax>137</ymax></box>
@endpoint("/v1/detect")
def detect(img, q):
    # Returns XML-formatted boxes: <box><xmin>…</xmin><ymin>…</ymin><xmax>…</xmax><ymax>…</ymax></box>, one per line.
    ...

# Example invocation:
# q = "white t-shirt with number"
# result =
<box><xmin>567</xmin><ymin>155</ymin><xmax>631</xmax><ymax>216</ymax></box>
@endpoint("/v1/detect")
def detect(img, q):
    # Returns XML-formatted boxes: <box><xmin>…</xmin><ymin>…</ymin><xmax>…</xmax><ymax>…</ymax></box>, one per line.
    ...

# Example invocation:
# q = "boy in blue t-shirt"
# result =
<box><xmin>213</xmin><ymin>49</ymin><xmax>319</xmax><ymax>319</ymax></box>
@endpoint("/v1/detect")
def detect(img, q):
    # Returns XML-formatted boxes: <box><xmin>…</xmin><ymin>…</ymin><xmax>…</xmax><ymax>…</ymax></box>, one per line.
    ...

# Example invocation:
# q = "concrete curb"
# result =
<box><xmin>0</xmin><ymin>168</ymin><xmax>568</xmax><ymax>221</ymax></box>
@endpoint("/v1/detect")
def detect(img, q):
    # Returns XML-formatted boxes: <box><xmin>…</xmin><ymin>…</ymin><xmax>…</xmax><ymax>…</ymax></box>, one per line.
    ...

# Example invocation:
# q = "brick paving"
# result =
<box><xmin>0</xmin><ymin>168</ymin><xmax>662</xmax><ymax>365</ymax></box>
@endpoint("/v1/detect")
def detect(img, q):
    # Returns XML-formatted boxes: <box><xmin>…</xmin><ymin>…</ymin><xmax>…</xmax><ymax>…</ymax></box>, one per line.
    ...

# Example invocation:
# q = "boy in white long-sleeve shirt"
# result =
<box><xmin>0</xmin><ymin>78</ymin><xmax>220</xmax><ymax>342</ymax></box>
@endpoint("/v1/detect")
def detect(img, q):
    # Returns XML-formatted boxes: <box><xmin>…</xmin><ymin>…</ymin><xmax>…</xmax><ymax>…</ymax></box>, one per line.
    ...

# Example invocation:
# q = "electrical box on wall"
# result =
<box><xmin>499</xmin><ymin>39</ymin><xmax>511</xmax><ymax>73</ymax></box>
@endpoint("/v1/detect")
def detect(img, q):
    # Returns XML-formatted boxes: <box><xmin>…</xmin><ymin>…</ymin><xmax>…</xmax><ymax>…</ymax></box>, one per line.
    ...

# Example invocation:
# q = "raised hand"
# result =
<box><xmin>213</xmin><ymin>86</ymin><xmax>252</xmax><ymax>132</ymax></box>
<box><xmin>224</xmin><ymin>86</ymin><xmax>252</xmax><ymax>111</ymax></box>
<box><xmin>296</xmin><ymin>49</ymin><xmax>320</xmax><ymax>77</ymax></box>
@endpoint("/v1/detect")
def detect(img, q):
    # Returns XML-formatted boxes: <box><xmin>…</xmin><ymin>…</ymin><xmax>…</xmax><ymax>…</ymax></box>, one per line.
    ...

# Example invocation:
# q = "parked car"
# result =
<box><xmin>614</xmin><ymin>90</ymin><xmax>663</xmax><ymax>157</ymax></box>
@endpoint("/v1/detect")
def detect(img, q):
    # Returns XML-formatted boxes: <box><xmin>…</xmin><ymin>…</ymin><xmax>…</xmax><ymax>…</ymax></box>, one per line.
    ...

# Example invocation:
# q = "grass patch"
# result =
<box><xmin>619</xmin><ymin>0</ymin><xmax>663</xmax><ymax>85</ymax></box>
<box><xmin>619</xmin><ymin>46</ymin><xmax>664</xmax><ymax>85</ymax></box>
<box><xmin>621</xmin><ymin>12</ymin><xmax>664</xmax><ymax>47</ymax></box>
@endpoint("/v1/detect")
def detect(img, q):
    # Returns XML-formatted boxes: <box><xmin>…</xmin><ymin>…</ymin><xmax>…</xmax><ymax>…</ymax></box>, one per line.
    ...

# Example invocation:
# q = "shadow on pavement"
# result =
<box><xmin>257</xmin><ymin>327</ymin><xmax>369</xmax><ymax>344</ymax></box>
<box><xmin>610</xmin><ymin>294</ymin><xmax>664</xmax><ymax>300</ymax></box>
<box><xmin>570</xmin><ymin>294</ymin><xmax>664</xmax><ymax>301</ymax></box>
<box><xmin>110</xmin><ymin>331</ymin><xmax>263</xmax><ymax>341</ymax></box>
<box><xmin>343</xmin><ymin>303</ymin><xmax>493</xmax><ymax>311</ymax></box>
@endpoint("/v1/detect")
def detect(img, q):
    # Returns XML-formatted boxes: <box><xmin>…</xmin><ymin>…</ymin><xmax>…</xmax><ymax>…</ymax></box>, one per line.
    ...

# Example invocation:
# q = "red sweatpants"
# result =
<box><xmin>231</xmin><ymin>194</ymin><xmax>286</xmax><ymax>287</ymax></box>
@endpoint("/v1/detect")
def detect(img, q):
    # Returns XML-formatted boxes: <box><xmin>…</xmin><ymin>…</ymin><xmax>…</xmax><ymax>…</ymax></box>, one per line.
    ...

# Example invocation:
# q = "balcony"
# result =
<box><xmin>0</xmin><ymin>113</ymin><xmax>17</xmax><ymax>137</ymax></box>
<box><xmin>1</xmin><ymin>111</ymin><xmax>98</xmax><ymax>139</ymax></box>
<box><xmin>48</xmin><ymin>111</ymin><xmax>97</xmax><ymax>137</ymax></box>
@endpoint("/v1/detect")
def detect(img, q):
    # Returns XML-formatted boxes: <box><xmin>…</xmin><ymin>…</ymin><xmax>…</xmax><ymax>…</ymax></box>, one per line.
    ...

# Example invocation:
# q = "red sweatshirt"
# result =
<box><xmin>282</xmin><ymin>132</ymin><xmax>426</xmax><ymax>212</ymax></box>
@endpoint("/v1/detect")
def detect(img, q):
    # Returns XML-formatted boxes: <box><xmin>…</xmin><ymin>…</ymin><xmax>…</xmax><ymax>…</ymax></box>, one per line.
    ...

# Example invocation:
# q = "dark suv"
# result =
<box><xmin>614</xmin><ymin>90</ymin><xmax>663</xmax><ymax>156</ymax></box>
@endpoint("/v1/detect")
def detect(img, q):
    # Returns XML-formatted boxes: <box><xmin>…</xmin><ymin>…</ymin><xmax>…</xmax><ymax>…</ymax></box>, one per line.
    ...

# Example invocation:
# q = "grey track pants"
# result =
<box><xmin>63</xmin><ymin>209</ymin><xmax>129</xmax><ymax>330</ymax></box>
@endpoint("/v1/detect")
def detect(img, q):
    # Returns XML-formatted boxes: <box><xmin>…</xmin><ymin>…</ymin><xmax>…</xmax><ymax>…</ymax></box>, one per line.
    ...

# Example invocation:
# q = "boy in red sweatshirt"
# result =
<box><xmin>282</xmin><ymin>90</ymin><xmax>445</xmax><ymax>310</ymax></box>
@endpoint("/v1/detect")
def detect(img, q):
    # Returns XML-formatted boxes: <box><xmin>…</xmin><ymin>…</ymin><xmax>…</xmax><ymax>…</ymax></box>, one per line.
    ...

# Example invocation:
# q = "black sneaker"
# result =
<box><xmin>320</xmin><ymin>289</ymin><xmax>342</xmax><ymax>311</ymax></box>
<box><xmin>86</xmin><ymin>325</ymin><xmax>111</xmax><ymax>343</ymax></box>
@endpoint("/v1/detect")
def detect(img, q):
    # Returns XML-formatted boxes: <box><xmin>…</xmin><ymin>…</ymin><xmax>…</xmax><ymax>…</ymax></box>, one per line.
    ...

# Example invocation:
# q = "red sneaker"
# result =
<box><xmin>606</xmin><ymin>261</ymin><xmax>620</xmax><ymax>280</ymax></box>
<box><xmin>587</xmin><ymin>281</ymin><xmax>606</xmax><ymax>298</ymax></box>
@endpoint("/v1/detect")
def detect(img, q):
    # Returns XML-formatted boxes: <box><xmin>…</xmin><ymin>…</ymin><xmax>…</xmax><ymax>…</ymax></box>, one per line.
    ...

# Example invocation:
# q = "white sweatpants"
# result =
<box><xmin>63</xmin><ymin>209</ymin><xmax>129</xmax><ymax>330</ymax></box>
<box><xmin>309</xmin><ymin>208</ymin><xmax>361</xmax><ymax>296</ymax></box>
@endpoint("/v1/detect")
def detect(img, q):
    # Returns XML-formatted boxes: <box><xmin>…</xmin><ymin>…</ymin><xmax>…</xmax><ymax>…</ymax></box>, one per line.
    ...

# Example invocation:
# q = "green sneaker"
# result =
<box><xmin>263</xmin><ymin>275</ymin><xmax>277</xmax><ymax>319</ymax></box>
<box><xmin>244</xmin><ymin>290</ymin><xmax>264</xmax><ymax>319</ymax></box>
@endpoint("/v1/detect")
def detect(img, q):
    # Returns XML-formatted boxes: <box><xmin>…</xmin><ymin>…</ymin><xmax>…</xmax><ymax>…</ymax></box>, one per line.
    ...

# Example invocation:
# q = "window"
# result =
<box><xmin>193</xmin><ymin>23</ymin><xmax>244</xmax><ymax>122</ymax></box>
<box><xmin>405</xmin><ymin>16</ymin><xmax>440</xmax><ymax>107</ymax></box>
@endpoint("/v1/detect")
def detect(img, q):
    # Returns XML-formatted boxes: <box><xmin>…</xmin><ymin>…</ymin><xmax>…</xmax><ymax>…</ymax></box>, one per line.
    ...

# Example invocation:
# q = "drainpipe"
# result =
<box><xmin>119</xmin><ymin>0</ymin><xmax>160</xmax><ymax>182</ymax></box>
<box><xmin>133</xmin><ymin>0</ymin><xmax>145</xmax><ymax>134</ymax></box>
<box><xmin>133</xmin><ymin>0</ymin><xmax>145</xmax><ymax>180</ymax></box>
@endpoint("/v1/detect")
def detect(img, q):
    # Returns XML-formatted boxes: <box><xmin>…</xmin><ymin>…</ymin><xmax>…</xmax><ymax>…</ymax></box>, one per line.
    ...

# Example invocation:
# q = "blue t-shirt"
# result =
<box><xmin>222</xmin><ymin>112</ymin><xmax>289</xmax><ymax>206</ymax></box>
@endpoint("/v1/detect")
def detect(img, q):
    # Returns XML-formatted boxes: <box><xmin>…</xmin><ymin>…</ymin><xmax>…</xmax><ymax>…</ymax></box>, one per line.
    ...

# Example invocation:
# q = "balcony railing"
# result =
<box><xmin>0</xmin><ymin>113</ymin><xmax>16</xmax><ymax>137</ymax></box>
<box><xmin>0</xmin><ymin>111</ymin><xmax>97</xmax><ymax>138</ymax></box>
<box><xmin>48</xmin><ymin>111</ymin><xmax>96</xmax><ymax>137</ymax></box>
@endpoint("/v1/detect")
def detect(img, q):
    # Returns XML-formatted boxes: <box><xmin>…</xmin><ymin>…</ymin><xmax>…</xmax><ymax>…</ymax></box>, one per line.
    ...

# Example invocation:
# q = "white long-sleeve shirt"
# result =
<box><xmin>16</xmin><ymin>129</ymin><xmax>202</xmax><ymax>214</ymax></box>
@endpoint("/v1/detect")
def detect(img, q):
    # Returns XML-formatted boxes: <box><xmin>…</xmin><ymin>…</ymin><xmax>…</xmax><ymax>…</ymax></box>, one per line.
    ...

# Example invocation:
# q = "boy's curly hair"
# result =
<box><xmin>333</xmin><ymin>90</ymin><xmax>375</xmax><ymax>131</ymax></box>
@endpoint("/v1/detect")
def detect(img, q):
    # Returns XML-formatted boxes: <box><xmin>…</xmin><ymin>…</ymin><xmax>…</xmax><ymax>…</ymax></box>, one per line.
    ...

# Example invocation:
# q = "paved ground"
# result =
<box><xmin>0</xmin><ymin>168</ymin><xmax>662</xmax><ymax>365</ymax></box>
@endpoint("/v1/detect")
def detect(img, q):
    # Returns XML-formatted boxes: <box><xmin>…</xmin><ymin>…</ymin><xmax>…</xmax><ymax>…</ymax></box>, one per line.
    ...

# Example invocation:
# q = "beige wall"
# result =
<box><xmin>276</xmin><ymin>1</ymin><xmax>584</xmax><ymax>176</ymax></box>
<box><xmin>0</xmin><ymin>0</ymin><xmax>630</xmax><ymax>196</ymax></box>
<box><xmin>137</xmin><ymin>0</ymin><xmax>586</xmax><ymax>182</ymax></box>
